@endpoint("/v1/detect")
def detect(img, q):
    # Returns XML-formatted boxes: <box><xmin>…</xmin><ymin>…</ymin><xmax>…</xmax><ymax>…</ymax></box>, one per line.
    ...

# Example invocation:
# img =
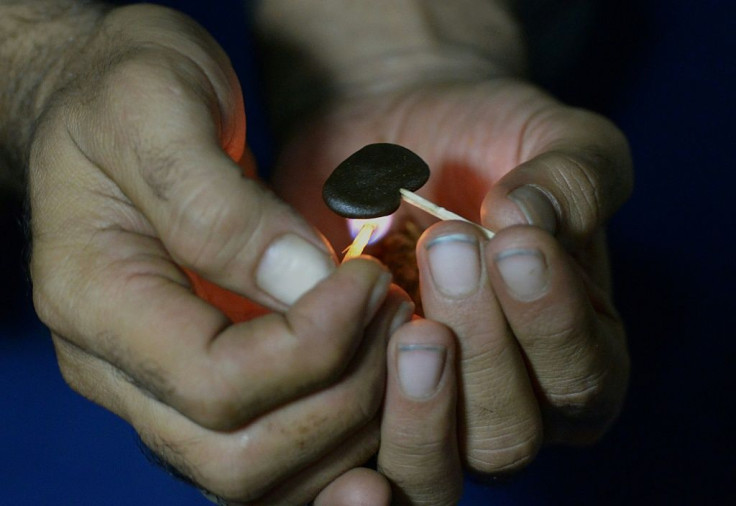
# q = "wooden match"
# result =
<box><xmin>342</xmin><ymin>222</ymin><xmax>378</xmax><ymax>263</ymax></box>
<box><xmin>399</xmin><ymin>189</ymin><xmax>495</xmax><ymax>239</ymax></box>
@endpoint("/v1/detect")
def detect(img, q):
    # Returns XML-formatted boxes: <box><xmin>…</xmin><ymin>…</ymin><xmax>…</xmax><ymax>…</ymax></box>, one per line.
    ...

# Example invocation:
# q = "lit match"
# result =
<box><xmin>342</xmin><ymin>222</ymin><xmax>377</xmax><ymax>262</ymax></box>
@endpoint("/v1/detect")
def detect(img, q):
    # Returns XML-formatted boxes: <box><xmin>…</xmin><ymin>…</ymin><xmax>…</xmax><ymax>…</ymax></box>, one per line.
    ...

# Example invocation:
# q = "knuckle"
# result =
<box><xmin>141</xmin><ymin>428</ymin><xmax>266</xmax><ymax>503</ymax></box>
<box><xmin>175</xmin><ymin>380</ymin><xmax>243</xmax><ymax>431</ymax></box>
<box><xmin>75</xmin><ymin>48</ymin><xmax>216</xmax><ymax>155</ymax></box>
<box><xmin>103</xmin><ymin>49</ymin><xmax>210</xmax><ymax>107</ymax></box>
<box><xmin>53</xmin><ymin>340</ymin><xmax>84</xmax><ymax>392</ymax></box>
<box><xmin>547</xmin><ymin>372</ymin><xmax>608</xmax><ymax>412</ymax></box>
<box><xmin>466</xmin><ymin>419</ymin><xmax>543</xmax><ymax>475</ymax></box>
<box><xmin>30</xmin><ymin>252</ymin><xmax>72</xmax><ymax>332</ymax></box>
<box><xmin>166</xmin><ymin>184</ymin><xmax>260</xmax><ymax>273</ymax></box>
<box><xmin>289</xmin><ymin>317</ymin><xmax>359</xmax><ymax>386</ymax></box>
<box><xmin>545</xmin><ymin>350</ymin><xmax>630</xmax><ymax>443</ymax></box>
<box><xmin>384</xmin><ymin>433</ymin><xmax>448</xmax><ymax>462</ymax></box>
<box><xmin>550</xmin><ymin>151</ymin><xmax>602</xmax><ymax>238</ymax></box>
<box><xmin>31</xmin><ymin>283</ymin><xmax>59</xmax><ymax>330</ymax></box>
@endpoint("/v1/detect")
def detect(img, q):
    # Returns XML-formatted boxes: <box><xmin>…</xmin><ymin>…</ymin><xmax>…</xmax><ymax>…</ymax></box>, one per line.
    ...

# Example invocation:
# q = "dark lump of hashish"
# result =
<box><xmin>322</xmin><ymin>143</ymin><xmax>429</xmax><ymax>219</ymax></box>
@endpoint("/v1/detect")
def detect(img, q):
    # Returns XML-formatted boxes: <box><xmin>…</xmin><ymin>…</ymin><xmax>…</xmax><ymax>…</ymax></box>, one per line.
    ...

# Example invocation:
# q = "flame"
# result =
<box><xmin>347</xmin><ymin>215</ymin><xmax>394</xmax><ymax>244</ymax></box>
<box><xmin>342</xmin><ymin>215</ymin><xmax>394</xmax><ymax>262</ymax></box>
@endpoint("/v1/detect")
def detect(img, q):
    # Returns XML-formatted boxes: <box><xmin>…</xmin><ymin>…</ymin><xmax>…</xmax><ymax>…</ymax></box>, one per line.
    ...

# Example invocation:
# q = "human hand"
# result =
<box><xmin>28</xmin><ymin>5</ymin><xmax>414</xmax><ymax>503</ymax></box>
<box><xmin>271</xmin><ymin>78</ymin><xmax>632</xmax><ymax>475</ymax></box>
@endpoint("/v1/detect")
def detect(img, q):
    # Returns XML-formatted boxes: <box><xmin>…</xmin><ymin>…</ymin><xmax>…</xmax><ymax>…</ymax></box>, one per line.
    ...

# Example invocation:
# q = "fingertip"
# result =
<box><xmin>484</xmin><ymin>226</ymin><xmax>558</xmax><ymax>303</ymax></box>
<box><xmin>481</xmin><ymin>182</ymin><xmax>559</xmax><ymax>236</ymax></box>
<box><xmin>392</xmin><ymin>320</ymin><xmax>456</xmax><ymax>358</ymax></box>
<box><xmin>256</xmin><ymin>233</ymin><xmax>337</xmax><ymax>306</ymax></box>
<box><xmin>381</xmin><ymin>320</ymin><xmax>462</xmax><ymax>505</ymax></box>
<box><xmin>284</xmin><ymin>256</ymin><xmax>394</xmax><ymax>342</ymax></box>
<box><xmin>390</xmin><ymin>319</ymin><xmax>456</xmax><ymax>402</ymax></box>
<box><xmin>314</xmin><ymin>468</ymin><xmax>391</xmax><ymax>506</ymax></box>
<box><xmin>507</xmin><ymin>185</ymin><xmax>559</xmax><ymax>235</ymax></box>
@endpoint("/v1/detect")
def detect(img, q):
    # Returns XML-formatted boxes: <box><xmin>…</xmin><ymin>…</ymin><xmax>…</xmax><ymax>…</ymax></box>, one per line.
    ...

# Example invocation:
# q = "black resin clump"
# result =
<box><xmin>323</xmin><ymin>143</ymin><xmax>430</xmax><ymax>218</ymax></box>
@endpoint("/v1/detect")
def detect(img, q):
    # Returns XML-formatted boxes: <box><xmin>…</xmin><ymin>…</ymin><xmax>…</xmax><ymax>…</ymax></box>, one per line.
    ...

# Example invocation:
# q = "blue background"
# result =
<box><xmin>2</xmin><ymin>1</ymin><xmax>734</xmax><ymax>504</ymax></box>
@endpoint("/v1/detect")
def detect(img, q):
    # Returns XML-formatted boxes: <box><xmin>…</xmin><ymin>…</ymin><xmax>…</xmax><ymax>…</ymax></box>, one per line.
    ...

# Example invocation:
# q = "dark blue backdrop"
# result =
<box><xmin>2</xmin><ymin>1</ymin><xmax>734</xmax><ymax>504</ymax></box>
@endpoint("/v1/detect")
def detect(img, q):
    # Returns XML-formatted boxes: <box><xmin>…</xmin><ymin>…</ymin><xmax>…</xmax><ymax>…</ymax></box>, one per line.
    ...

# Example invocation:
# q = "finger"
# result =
<box><xmin>53</xmin><ymin>289</ymin><xmax>414</xmax><ymax>502</ymax></box>
<box><xmin>36</xmin><ymin>245</ymin><xmax>393</xmax><ymax>430</ymax></box>
<box><xmin>313</xmin><ymin>468</ymin><xmax>391</xmax><ymax>506</ymax></box>
<box><xmin>416</xmin><ymin>220</ymin><xmax>543</xmax><ymax>474</ymax></box>
<box><xmin>485</xmin><ymin>225</ymin><xmax>630</xmax><ymax>444</ymax></box>
<box><xmin>57</xmin><ymin>28</ymin><xmax>330</xmax><ymax>309</ymax></box>
<box><xmin>378</xmin><ymin>319</ymin><xmax>463</xmax><ymax>506</ymax></box>
<box><xmin>481</xmin><ymin>107</ymin><xmax>633</xmax><ymax>244</ymax></box>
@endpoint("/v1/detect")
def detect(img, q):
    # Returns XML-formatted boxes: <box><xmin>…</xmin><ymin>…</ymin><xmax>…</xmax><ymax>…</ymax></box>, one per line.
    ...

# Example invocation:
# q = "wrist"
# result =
<box><xmin>255</xmin><ymin>0</ymin><xmax>527</xmax><ymax>134</ymax></box>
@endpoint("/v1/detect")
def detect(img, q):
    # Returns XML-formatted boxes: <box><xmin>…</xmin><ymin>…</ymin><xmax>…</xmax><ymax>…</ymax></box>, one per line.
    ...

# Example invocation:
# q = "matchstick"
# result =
<box><xmin>342</xmin><ymin>222</ymin><xmax>378</xmax><ymax>263</ymax></box>
<box><xmin>399</xmin><ymin>189</ymin><xmax>495</xmax><ymax>239</ymax></box>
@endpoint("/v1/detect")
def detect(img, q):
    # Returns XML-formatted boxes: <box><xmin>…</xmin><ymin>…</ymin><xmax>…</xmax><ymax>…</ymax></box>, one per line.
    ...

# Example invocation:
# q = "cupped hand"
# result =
<box><xmin>28</xmin><ymin>5</ymin><xmax>414</xmax><ymax>503</ymax></box>
<box><xmin>272</xmin><ymin>78</ymin><xmax>633</xmax><ymax>476</ymax></box>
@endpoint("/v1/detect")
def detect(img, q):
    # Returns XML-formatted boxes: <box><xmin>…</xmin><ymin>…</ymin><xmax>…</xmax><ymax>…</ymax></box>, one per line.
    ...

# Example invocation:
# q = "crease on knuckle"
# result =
<box><xmin>134</xmin><ymin>144</ymin><xmax>186</xmax><ymax>201</ymax></box>
<box><xmin>550</xmin><ymin>152</ymin><xmax>601</xmax><ymax>238</ymax></box>
<box><xmin>384</xmin><ymin>434</ymin><xmax>448</xmax><ymax>462</ymax></box>
<box><xmin>167</xmin><ymin>183</ymin><xmax>260</xmax><ymax>275</ymax></box>
<box><xmin>466</xmin><ymin>420</ymin><xmax>542</xmax><ymax>475</ymax></box>
<box><xmin>30</xmin><ymin>248</ymin><xmax>83</xmax><ymax>335</ymax></box>
<box><xmin>545</xmin><ymin>366</ymin><xmax>612</xmax><ymax>421</ymax></box>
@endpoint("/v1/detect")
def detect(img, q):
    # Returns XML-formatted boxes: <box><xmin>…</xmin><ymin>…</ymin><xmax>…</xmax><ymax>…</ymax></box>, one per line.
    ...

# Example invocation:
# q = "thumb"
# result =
<box><xmin>63</xmin><ymin>10</ymin><xmax>336</xmax><ymax>310</ymax></box>
<box><xmin>482</xmin><ymin>109</ymin><xmax>633</xmax><ymax>244</ymax></box>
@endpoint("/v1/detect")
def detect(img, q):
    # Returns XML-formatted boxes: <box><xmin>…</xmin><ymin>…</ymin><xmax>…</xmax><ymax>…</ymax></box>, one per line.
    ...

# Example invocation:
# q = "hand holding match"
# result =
<box><xmin>323</xmin><ymin>143</ymin><xmax>494</xmax><ymax>260</ymax></box>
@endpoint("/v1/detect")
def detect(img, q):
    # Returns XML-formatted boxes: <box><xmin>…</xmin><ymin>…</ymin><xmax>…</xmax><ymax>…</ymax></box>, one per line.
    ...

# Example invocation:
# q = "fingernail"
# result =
<box><xmin>256</xmin><ymin>234</ymin><xmax>335</xmax><ymax>305</ymax></box>
<box><xmin>495</xmin><ymin>248</ymin><xmax>549</xmax><ymax>301</ymax></box>
<box><xmin>200</xmin><ymin>490</ymin><xmax>226</xmax><ymax>505</ymax></box>
<box><xmin>389</xmin><ymin>301</ymin><xmax>415</xmax><ymax>335</ymax></box>
<box><xmin>426</xmin><ymin>234</ymin><xmax>481</xmax><ymax>298</ymax></box>
<box><xmin>364</xmin><ymin>270</ymin><xmax>393</xmax><ymax>323</ymax></box>
<box><xmin>397</xmin><ymin>344</ymin><xmax>446</xmax><ymax>399</ymax></box>
<box><xmin>508</xmin><ymin>185</ymin><xmax>558</xmax><ymax>235</ymax></box>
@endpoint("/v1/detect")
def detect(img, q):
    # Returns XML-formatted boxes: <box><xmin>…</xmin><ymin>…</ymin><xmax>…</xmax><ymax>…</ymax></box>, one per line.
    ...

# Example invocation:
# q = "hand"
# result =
<box><xmin>28</xmin><ymin>5</ymin><xmax>414</xmax><ymax>503</ymax></box>
<box><xmin>272</xmin><ymin>78</ymin><xmax>632</xmax><ymax>474</ymax></box>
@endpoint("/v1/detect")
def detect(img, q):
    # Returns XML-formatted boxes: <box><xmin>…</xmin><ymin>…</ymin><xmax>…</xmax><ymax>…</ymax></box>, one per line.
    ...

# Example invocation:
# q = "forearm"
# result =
<box><xmin>0</xmin><ymin>0</ymin><xmax>108</xmax><ymax>192</ymax></box>
<box><xmin>254</xmin><ymin>0</ymin><xmax>527</xmax><ymax>132</ymax></box>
